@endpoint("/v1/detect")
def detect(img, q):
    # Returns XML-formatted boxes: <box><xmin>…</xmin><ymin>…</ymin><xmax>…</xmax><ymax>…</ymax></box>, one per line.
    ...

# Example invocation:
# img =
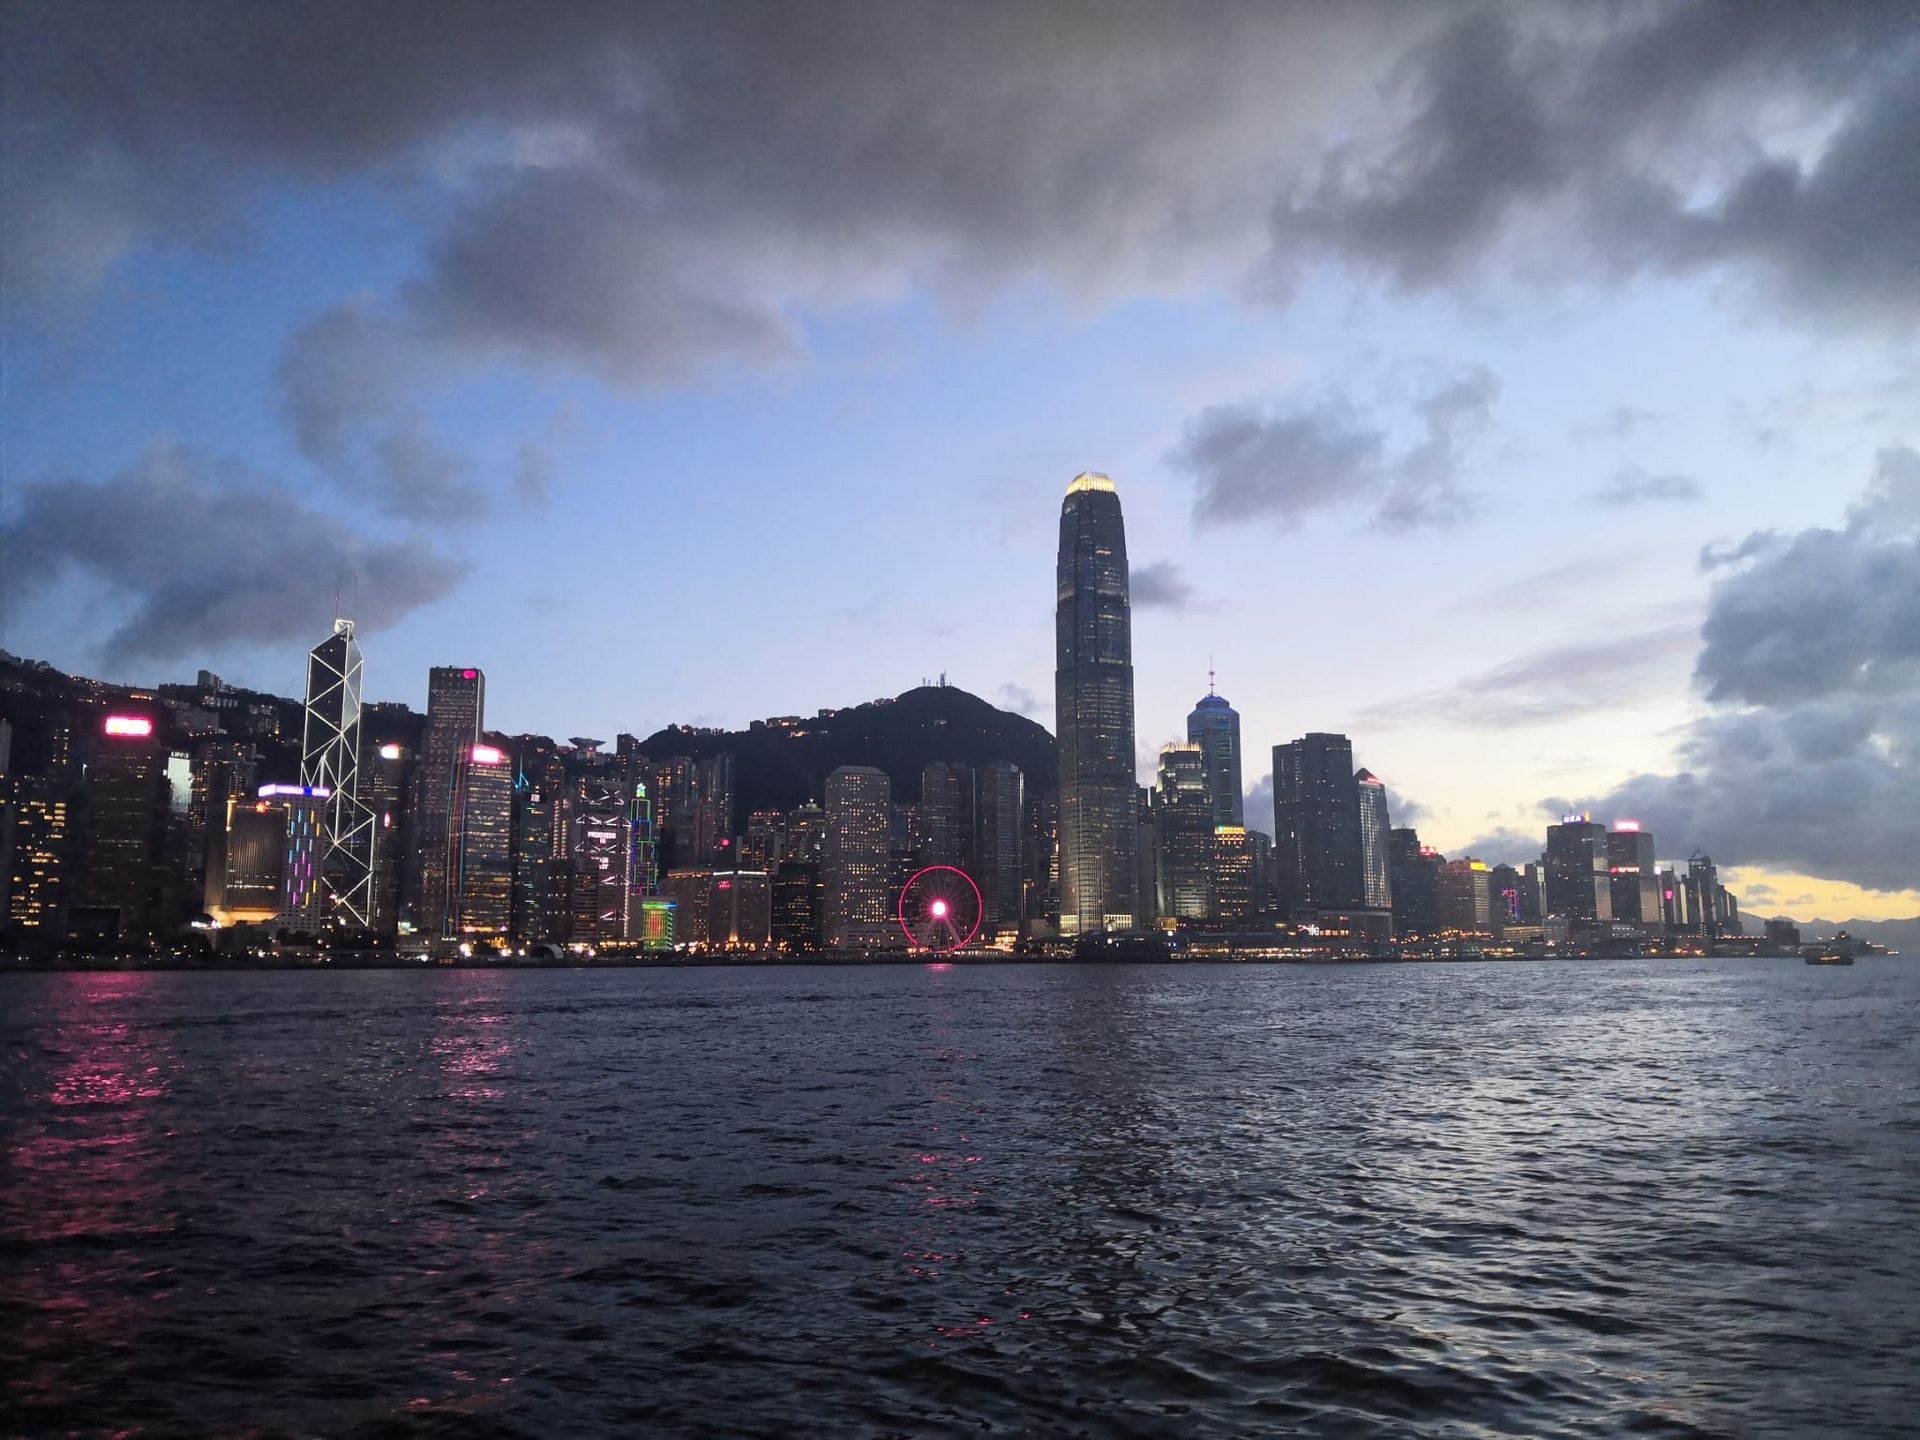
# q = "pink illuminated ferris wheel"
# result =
<box><xmin>898</xmin><ymin>865</ymin><xmax>983</xmax><ymax>953</ymax></box>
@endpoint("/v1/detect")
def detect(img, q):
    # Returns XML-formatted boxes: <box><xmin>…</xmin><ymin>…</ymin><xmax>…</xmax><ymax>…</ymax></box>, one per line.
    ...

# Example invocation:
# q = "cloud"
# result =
<box><xmin>12</xmin><ymin>3</ymin><xmax>1909</xmax><ymax>352</ymax></box>
<box><xmin>0</xmin><ymin>445</ymin><xmax>464</xmax><ymax>668</ymax></box>
<box><xmin>995</xmin><ymin>682</ymin><xmax>1039</xmax><ymax>718</ymax></box>
<box><xmin>1580</xmin><ymin>454</ymin><xmax>1920</xmax><ymax>891</ymax></box>
<box><xmin>275</xmin><ymin>302</ymin><xmax>488</xmax><ymax>523</ymax></box>
<box><xmin>1592</xmin><ymin>467</ymin><xmax>1703</xmax><ymax>508</ymax></box>
<box><xmin>1362</xmin><ymin>625</ymin><xmax>1698</xmax><ymax>729</ymax></box>
<box><xmin>1574</xmin><ymin>405</ymin><xmax>1663</xmax><ymax>441</ymax></box>
<box><xmin>1693</xmin><ymin>450</ymin><xmax>1920</xmax><ymax>706</ymax></box>
<box><xmin>1243</xmin><ymin>772</ymin><xmax>1274</xmax><ymax>839</ymax></box>
<box><xmin>1130</xmin><ymin>560</ymin><xmax>1197</xmax><ymax>612</ymax></box>
<box><xmin>1383</xmin><ymin>784</ymin><xmax>1427</xmax><ymax>826</ymax></box>
<box><xmin>1174</xmin><ymin>366</ymin><xmax>1495</xmax><ymax>532</ymax></box>
<box><xmin>1454</xmin><ymin>827</ymin><xmax>1544</xmax><ymax>867</ymax></box>
<box><xmin>1266</xmin><ymin>4</ymin><xmax>1920</xmax><ymax>332</ymax></box>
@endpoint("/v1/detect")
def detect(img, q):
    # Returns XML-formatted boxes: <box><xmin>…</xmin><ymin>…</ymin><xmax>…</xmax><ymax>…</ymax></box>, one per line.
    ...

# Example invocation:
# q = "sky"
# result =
<box><xmin>3</xmin><ymin>2</ymin><xmax>1917</xmax><ymax>921</ymax></box>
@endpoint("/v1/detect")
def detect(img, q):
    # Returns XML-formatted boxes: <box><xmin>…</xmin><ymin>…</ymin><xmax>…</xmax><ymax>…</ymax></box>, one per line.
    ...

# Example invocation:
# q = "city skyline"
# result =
<box><xmin>3</xmin><ymin>5</ymin><xmax>1917</xmax><ymax>923</ymax></box>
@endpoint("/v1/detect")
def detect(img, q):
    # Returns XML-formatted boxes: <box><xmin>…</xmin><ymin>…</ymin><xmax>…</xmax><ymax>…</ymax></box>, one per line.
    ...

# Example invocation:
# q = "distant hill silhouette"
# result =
<box><xmin>637</xmin><ymin>684</ymin><xmax>1056</xmax><ymax>815</ymax></box>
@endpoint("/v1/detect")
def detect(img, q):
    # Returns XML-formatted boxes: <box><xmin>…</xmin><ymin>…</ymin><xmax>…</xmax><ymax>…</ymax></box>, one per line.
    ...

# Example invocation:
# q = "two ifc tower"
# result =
<box><xmin>1056</xmin><ymin>470</ymin><xmax>1239</xmax><ymax>937</ymax></box>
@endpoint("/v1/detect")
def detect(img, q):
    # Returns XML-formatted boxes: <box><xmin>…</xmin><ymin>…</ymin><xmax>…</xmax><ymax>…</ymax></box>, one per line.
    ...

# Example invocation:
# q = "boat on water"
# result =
<box><xmin>1804</xmin><ymin>929</ymin><xmax>1861</xmax><ymax>965</ymax></box>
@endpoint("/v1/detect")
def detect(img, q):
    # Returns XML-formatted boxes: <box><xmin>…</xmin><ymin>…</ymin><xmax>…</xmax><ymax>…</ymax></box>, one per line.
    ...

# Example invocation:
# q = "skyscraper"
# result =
<box><xmin>1271</xmin><ymin>733</ymin><xmax>1365</xmax><ymax>915</ymax></box>
<box><xmin>1186</xmin><ymin>686</ymin><xmax>1244</xmax><ymax>829</ymax></box>
<box><xmin>1606</xmin><ymin>821</ymin><xmax>1661</xmax><ymax>931</ymax></box>
<box><xmin>454</xmin><ymin>742</ymin><xmax>513</xmax><ymax>936</ymax></box>
<box><xmin>1388</xmin><ymin>828</ymin><xmax>1441</xmax><ymax>936</ymax></box>
<box><xmin>920</xmin><ymin>762</ymin><xmax>976</xmax><ymax>872</ymax></box>
<box><xmin>823</xmin><ymin>765</ymin><xmax>893</xmax><ymax>947</ymax></box>
<box><xmin>300</xmin><ymin>619</ymin><xmax>376</xmax><ymax>927</ymax></box>
<box><xmin>1212</xmin><ymin>826</ymin><xmax>1256</xmax><ymax>921</ymax></box>
<box><xmin>69</xmin><ymin>713</ymin><xmax>167</xmax><ymax>942</ymax></box>
<box><xmin>362</xmin><ymin>739</ymin><xmax>412</xmax><ymax>936</ymax></box>
<box><xmin>1354</xmin><ymin>768</ymin><xmax>1394</xmax><ymax>912</ymax></box>
<box><xmin>1154</xmin><ymin>742</ymin><xmax>1213</xmax><ymax>921</ymax></box>
<box><xmin>974</xmin><ymin>761</ymin><xmax>1025</xmax><ymax>931</ymax></box>
<box><xmin>569</xmin><ymin>770</ymin><xmax>639</xmax><ymax>944</ymax></box>
<box><xmin>409</xmin><ymin>666</ymin><xmax>483</xmax><ymax>937</ymax></box>
<box><xmin>1055</xmin><ymin>471</ymin><xmax>1137</xmax><ymax>935</ymax></box>
<box><xmin>1545</xmin><ymin>813</ymin><xmax>1613</xmax><ymax>926</ymax></box>
<box><xmin>1436</xmin><ymin>858</ymin><xmax>1494</xmax><ymax>933</ymax></box>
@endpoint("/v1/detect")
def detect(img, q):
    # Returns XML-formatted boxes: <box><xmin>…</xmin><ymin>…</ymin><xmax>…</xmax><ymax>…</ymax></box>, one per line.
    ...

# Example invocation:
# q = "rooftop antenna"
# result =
<box><xmin>1208</xmin><ymin>656</ymin><xmax>1216</xmax><ymax>696</ymax></box>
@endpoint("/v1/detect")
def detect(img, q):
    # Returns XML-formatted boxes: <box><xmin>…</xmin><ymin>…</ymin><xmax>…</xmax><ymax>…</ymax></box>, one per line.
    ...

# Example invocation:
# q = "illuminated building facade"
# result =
<box><xmin>1272</xmin><ymin>733</ymin><xmax>1365</xmax><ymax>915</ymax></box>
<box><xmin>636</xmin><ymin>896</ymin><xmax>676</xmax><ymax>952</ymax></box>
<box><xmin>1212</xmin><ymin>826</ymin><xmax>1255</xmax><ymax>921</ymax></box>
<box><xmin>1154</xmin><ymin>743</ymin><xmax>1213</xmax><ymax>921</ymax></box>
<box><xmin>1545</xmin><ymin>814</ymin><xmax>1612</xmax><ymax>925</ymax></box>
<box><xmin>410</xmin><ymin>666</ymin><xmax>484</xmax><ymax>937</ymax></box>
<box><xmin>454</xmin><ymin>743</ymin><xmax>513</xmax><ymax>935</ymax></box>
<box><xmin>298</xmin><ymin>619</ymin><xmax>376</xmax><ymax>926</ymax></box>
<box><xmin>510</xmin><ymin>741</ymin><xmax>567</xmax><ymax>943</ymax></box>
<box><xmin>1436</xmin><ymin>858</ymin><xmax>1493</xmax><ymax>933</ymax></box>
<box><xmin>663</xmin><ymin>868</ymin><xmax>712</xmax><ymax>946</ymax></box>
<box><xmin>708</xmin><ymin>869</ymin><xmax>772</xmax><ymax>948</ymax></box>
<box><xmin>362</xmin><ymin>739</ymin><xmax>411</xmax><ymax>935</ymax></box>
<box><xmin>253</xmin><ymin>784</ymin><xmax>330</xmax><ymax>915</ymax></box>
<box><xmin>824</xmin><ymin>765</ymin><xmax>894</xmax><ymax>947</ymax></box>
<box><xmin>1055</xmin><ymin>470</ymin><xmax>1138</xmax><ymax>935</ymax></box>
<box><xmin>187</xmin><ymin>739</ymin><xmax>256</xmax><ymax>907</ymax></box>
<box><xmin>1355</xmin><ymin>769</ymin><xmax>1394</xmax><ymax>913</ymax></box>
<box><xmin>1606</xmin><ymin>822</ymin><xmax>1662</xmax><ymax>931</ymax></box>
<box><xmin>569</xmin><ymin>772</ymin><xmax>638</xmax><ymax>944</ymax></box>
<box><xmin>210</xmin><ymin>793</ymin><xmax>294</xmax><ymax>923</ymax></box>
<box><xmin>6</xmin><ymin>778</ymin><xmax>69</xmax><ymax>930</ymax></box>
<box><xmin>69</xmin><ymin>713</ymin><xmax>167</xmax><ymax>941</ymax></box>
<box><xmin>784</xmin><ymin>802</ymin><xmax>826</xmax><ymax>866</ymax></box>
<box><xmin>1186</xmin><ymin>688</ymin><xmax>1244</xmax><ymax>829</ymax></box>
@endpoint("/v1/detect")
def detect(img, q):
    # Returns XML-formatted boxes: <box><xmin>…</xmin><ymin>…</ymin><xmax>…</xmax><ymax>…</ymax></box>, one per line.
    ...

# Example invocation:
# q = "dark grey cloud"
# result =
<box><xmin>1269</xmin><ymin>4</ymin><xmax>1920</xmax><ymax>332</ymax></box>
<box><xmin>1130</xmin><ymin>560</ymin><xmax>1197</xmax><ymax>612</ymax></box>
<box><xmin>1581</xmin><ymin>453</ymin><xmax>1920</xmax><ymax>892</ymax></box>
<box><xmin>1243</xmin><ymin>773</ymin><xmax>1275</xmax><ymax>840</ymax></box>
<box><xmin>1174</xmin><ymin>367</ymin><xmax>1494</xmax><ymax>532</ymax></box>
<box><xmin>1384</xmin><ymin>785</ymin><xmax>1427</xmax><ymax>826</ymax></box>
<box><xmin>1699</xmin><ymin>532</ymin><xmax>1782</xmax><ymax>572</ymax></box>
<box><xmin>275</xmin><ymin>303</ymin><xmax>488</xmax><ymax>523</ymax></box>
<box><xmin>1361</xmin><ymin>625</ymin><xmax>1697</xmax><ymax>729</ymax></box>
<box><xmin>1592</xmin><ymin>467</ymin><xmax>1703</xmax><ymax>508</ymax></box>
<box><xmin>1454</xmin><ymin>827</ymin><xmax>1543</xmax><ymax>867</ymax></box>
<box><xmin>0</xmin><ymin>445</ymin><xmax>464</xmax><ymax>668</ymax></box>
<box><xmin>9</xmin><ymin>2</ymin><xmax>1909</xmax><ymax>357</ymax></box>
<box><xmin>1694</xmin><ymin>449</ymin><xmax>1920</xmax><ymax>706</ymax></box>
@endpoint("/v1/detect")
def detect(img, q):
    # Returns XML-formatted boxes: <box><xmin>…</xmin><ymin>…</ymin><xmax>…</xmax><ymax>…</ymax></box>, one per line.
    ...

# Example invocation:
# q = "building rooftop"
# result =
<box><xmin>1067</xmin><ymin>471</ymin><xmax>1115</xmax><ymax>494</ymax></box>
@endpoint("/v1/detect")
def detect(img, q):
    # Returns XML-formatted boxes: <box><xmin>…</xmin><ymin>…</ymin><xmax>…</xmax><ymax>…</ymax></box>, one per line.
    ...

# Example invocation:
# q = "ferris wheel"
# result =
<box><xmin>897</xmin><ymin>865</ymin><xmax>984</xmax><ymax>953</ymax></box>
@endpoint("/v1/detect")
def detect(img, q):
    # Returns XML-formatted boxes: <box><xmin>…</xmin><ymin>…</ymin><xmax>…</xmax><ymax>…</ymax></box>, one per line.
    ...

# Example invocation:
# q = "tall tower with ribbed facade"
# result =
<box><xmin>1055</xmin><ymin>471</ymin><xmax>1137</xmax><ymax>935</ymax></box>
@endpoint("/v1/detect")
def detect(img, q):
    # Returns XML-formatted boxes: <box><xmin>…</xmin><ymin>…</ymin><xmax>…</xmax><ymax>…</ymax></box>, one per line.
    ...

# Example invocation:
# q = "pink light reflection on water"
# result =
<box><xmin>5</xmin><ymin>973</ymin><xmax>180</xmax><ymax>1387</ymax></box>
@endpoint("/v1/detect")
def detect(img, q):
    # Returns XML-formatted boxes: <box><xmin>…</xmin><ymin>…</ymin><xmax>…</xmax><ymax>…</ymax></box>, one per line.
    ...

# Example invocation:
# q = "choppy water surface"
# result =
<box><xmin>3</xmin><ymin>960</ymin><xmax>1916</xmax><ymax>1437</ymax></box>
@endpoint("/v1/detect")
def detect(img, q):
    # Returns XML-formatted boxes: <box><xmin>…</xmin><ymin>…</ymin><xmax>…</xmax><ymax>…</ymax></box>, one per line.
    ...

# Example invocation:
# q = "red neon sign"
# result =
<box><xmin>104</xmin><ymin>714</ymin><xmax>153</xmax><ymax>737</ymax></box>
